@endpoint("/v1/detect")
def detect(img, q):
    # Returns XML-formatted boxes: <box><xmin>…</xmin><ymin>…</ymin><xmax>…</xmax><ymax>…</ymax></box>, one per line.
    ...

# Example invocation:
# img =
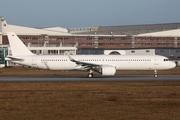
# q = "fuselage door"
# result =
<box><xmin>154</xmin><ymin>56</ymin><xmax>159</xmax><ymax>65</ymax></box>
<box><xmin>32</xmin><ymin>56</ymin><xmax>37</xmax><ymax>67</ymax></box>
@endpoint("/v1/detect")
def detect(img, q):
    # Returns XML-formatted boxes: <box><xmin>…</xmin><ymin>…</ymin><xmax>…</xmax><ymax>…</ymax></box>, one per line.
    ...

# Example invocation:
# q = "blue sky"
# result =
<box><xmin>0</xmin><ymin>0</ymin><xmax>180</xmax><ymax>28</ymax></box>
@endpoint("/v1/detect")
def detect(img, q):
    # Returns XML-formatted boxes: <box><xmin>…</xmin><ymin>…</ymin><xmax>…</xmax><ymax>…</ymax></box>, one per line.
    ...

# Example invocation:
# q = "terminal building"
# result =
<box><xmin>1</xmin><ymin>17</ymin><xmax>180</xmax><ymax>63</ymax></box>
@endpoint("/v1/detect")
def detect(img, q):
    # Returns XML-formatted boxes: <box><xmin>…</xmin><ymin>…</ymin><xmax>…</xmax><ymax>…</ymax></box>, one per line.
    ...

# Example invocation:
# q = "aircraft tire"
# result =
<box><xmin>154</xmin><ymin>74</ymin><xmax>158</xmax><ymax>78</ymax></box>
<box><xmin>88</xmin><ymin>73</ymin><xmax>93</xmax><ymax>78</ymax></box>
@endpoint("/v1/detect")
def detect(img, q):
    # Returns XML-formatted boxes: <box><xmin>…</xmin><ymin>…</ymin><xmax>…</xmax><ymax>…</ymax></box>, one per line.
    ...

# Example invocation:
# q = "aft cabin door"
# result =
<box><xmin>154</xmin><ymin>56</ymin><xmax>159</xmax><ymax>65</ymax></box>
<box><xmin>32</xmin><ymin>56</ymin><xmax>37</xmax><ymax>67</ymax></box>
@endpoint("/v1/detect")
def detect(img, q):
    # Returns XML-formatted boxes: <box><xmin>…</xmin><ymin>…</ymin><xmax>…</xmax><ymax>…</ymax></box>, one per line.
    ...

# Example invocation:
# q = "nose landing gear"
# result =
<box><xmin>154</xmin><ymin>70</ymin><xmax>158</xmax><ymax>78</ymax></box>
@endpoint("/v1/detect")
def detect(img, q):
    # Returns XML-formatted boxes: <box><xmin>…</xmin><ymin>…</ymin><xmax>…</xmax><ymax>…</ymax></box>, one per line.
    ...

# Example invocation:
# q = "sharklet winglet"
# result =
<box><xmin>65</xmin><ymin>51</ymin><xmax>76</xmax><ymax>62</ymax></box>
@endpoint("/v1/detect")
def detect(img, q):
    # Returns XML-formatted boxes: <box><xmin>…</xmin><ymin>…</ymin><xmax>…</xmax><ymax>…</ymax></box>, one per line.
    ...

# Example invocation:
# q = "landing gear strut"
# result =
<box><xmin>154</xmin><ymin>70</ymin><xmax>158</xmax><ymax>78</ymax></box>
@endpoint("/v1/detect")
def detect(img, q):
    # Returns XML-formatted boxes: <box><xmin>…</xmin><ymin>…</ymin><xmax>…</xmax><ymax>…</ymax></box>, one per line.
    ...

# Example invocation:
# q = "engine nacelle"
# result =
<box><xmin>101</xmin><ymin>65</ymin><xmax>116</xmax><ymax>76</ymax></box>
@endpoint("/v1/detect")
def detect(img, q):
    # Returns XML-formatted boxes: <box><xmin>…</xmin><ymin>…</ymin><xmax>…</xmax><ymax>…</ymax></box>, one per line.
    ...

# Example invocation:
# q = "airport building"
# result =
<box><xmin>1</xmin><ymin>17</ymin><xmax>180</xmax><ymax>59</ymax></box>
<box><xmin>0</xmin><ymin>47</ymin><xmax>7</xmax><ymax>67</ymax></box>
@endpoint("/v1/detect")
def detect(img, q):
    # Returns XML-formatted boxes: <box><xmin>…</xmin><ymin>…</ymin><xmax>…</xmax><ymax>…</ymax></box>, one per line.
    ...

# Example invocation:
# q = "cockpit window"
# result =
<box><xmin>164</xmin><ymin>59</ymin><xmax>169</xmax><ymax>61</ymax></box>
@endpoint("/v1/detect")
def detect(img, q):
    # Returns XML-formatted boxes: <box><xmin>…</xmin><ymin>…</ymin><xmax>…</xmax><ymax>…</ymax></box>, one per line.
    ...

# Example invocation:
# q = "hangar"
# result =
<box><xmin>0</xmin><ymin>17</ymin><xmax>77</xmax><ymax>55</ymax></box>
<box><xmin>1</xmin><ymin>16</ymin><xmax>180</xmax><ymax>59</ymax></box>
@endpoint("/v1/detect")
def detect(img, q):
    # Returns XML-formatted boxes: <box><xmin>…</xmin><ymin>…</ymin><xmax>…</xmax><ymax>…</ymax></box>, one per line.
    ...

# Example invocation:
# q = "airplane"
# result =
<box><xmin>5</xmin><ymin>32</ymin><xmax>176</xmax><ymax>78</ymax></box>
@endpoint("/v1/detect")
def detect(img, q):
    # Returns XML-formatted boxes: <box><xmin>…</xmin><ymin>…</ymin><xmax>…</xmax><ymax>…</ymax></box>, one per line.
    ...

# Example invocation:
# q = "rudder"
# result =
<box><xmin>7</xmin><ymin>32</ymin><xmax>34</xmax><ymax>56</ymax></box>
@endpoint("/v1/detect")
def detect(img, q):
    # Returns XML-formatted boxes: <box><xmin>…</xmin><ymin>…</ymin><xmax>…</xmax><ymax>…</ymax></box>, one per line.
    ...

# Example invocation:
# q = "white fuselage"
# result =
<box><xmin>11</xmin><ymin>54</ymin><xmax>175</xmax><ymax>71</ymax></box>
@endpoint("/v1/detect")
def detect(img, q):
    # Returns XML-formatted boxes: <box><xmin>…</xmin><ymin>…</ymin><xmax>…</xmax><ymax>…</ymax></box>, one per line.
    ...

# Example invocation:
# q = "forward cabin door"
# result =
<box><xmin>32</xmin><ymin>56</ymin><xmax>38</xmax><ymax>67</ymax></box>
<box><xmin>154</xmin><ymin>56</ymin><xmax>159</xmax><ymax>65</ymax></box>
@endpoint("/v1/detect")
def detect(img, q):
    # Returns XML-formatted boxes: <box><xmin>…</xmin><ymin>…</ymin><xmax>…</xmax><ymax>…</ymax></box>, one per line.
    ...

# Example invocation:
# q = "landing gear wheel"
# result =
<box><xmin>88</xmin><ymin>73</ymin><xmax>93</xmax><ymax>78</ymax></box>
<box><xmin>154</xmin><ymin>74</ymin><xmax>158</xmax><ymax>78</ymax></box>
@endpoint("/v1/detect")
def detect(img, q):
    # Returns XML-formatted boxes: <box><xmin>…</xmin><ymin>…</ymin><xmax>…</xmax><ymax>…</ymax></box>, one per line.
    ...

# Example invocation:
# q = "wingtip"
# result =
<box><xmin>65</xmin><ymin>51</ymin><xmax>74</xmax><ymax>61</ymax></box>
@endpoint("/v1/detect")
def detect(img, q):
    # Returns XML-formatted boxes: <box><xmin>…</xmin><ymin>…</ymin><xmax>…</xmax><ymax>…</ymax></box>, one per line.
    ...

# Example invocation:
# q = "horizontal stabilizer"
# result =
<box><xmin>5</xmin><ymin>56</ymin><xmax>24</xmax><ymax>61</ymax></box>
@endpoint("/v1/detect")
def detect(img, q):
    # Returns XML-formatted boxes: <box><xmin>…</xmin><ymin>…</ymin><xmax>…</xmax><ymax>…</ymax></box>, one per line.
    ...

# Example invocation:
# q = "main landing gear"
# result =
<box><xmin>88</xmin><ymin>73</ymin><xmax>94</xmax><ymax>78</ymax></box>
<box><xmin>154</xmin><ymin>70</ymin><xmax>158</xmax><ymax>78</ymax></box>
<box><xmin>87</xmin><ymin>70</ymin><xmax>94</xmax><ymax>78</ymax></box>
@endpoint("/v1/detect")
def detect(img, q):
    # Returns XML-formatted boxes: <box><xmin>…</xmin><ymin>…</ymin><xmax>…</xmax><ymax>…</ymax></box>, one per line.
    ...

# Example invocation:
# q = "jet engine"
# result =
<box><xmin>101</xmin><ymin>65</ymin><xmax>116</xmax><ymax>76</ymax></box>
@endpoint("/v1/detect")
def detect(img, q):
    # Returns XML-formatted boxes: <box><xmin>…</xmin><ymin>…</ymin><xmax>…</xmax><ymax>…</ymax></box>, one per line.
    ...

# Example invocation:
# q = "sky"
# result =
<box><xmin>0</xmin><ymin>0</ymin><xmax>180</xmax><ymax>28</ymax></box>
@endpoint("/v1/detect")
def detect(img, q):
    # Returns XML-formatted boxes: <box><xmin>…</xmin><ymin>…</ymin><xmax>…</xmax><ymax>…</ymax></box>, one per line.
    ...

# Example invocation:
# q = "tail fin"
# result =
<box><xmin>7</xmin><ymin>32</ymin><xmax>34</xmax><ymax>56</ymax></box>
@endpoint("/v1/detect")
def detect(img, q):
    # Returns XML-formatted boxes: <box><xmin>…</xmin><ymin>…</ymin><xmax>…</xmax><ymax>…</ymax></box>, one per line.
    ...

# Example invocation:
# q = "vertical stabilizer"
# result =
<box><xmin>7</xmin><ymin>32</ymin><xmax>34</xmax><ymax>56</ymax></box>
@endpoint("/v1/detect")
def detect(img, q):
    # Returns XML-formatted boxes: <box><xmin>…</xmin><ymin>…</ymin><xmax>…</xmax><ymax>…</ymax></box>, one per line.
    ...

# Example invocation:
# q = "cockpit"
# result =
<box><xmin>164</xmin><ymin>59</ymin><xmax>169</xmax><ymax>61</ymax></box>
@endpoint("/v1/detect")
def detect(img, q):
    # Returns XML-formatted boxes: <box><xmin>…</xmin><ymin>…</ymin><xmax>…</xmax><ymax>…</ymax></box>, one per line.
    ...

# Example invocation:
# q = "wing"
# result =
<box><xmin>65</xmin><ymin>52</ymin><xmax>101</xmax><ymax>72</ymax></box>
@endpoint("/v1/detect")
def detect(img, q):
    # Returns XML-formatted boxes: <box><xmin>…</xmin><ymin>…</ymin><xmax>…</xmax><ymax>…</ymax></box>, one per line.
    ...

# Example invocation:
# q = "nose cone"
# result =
<box><xmin>169</xmin><ymin>61</ymin><xmax>176</xmax><ymax>69</ymax></box>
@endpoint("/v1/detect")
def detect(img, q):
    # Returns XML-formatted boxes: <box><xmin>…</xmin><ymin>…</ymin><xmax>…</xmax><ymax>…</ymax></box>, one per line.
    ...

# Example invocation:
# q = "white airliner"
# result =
<box><xmin>5</xmin><ymin>32</ymin><xmax>176</xmax><ymax>78</ymax></box>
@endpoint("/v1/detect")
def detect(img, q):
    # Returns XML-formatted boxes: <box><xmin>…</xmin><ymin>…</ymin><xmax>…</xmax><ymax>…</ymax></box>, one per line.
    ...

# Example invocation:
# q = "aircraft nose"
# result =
<box><xmin>169</xmin><ymin>61</ymin><xmax>176</xmax><ymax>69</ymax></box>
